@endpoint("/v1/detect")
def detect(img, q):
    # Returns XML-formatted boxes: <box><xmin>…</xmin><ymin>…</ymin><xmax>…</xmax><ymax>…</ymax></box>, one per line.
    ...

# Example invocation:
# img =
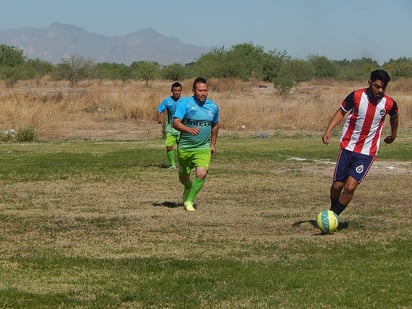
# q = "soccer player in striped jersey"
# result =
<box><xmin>322</xmin><ymin>69</ymin><xmax>399</xmax><ymax>216</ymax></box>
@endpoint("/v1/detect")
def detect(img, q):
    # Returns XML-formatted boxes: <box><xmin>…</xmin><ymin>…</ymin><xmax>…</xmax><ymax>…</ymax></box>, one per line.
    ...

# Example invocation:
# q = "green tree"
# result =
<box><xmin>162</xmin><ymin>63</ymin><xmax>186</xmax><ymax>81</ymax></box>
<box><xmin>0</xmin><ymin>44</ymin><xmax>24</xmax><ymax>67</ymax></box>
<box><xmin>334</xmin><ymin>58</ymin><xmax>378</xmax><ymax>81</ymax></box>
<box><xmin>24</xmin><ymin>58</ymin><xmax>54</xmax><ymax>79</ymax></box>
<box><xmin>260</xmin><ymin>49</ymin><xmax>290</xmax><ymax>82</ymax></box>
<box><xmin>53</xmin><ymin>55</ymin><xmax>94</xmax><ymax>86</ymax></box>
<box><xmin>130</xmin><ymin>61</ymin><xmax>161</xmax><ymax>86</ymax></box>
<box><xmin>223</xmin><ymin>43</ymin><xmax>267</xmax><ymax>80</ymax></box>
<box><xmin>0</xmin><ymin>44</ymin><xmax>26</xmax><ymax>85</ymax></box>
<box><xmin>280</xmin><ymin>59</ymin><xmax>314</xmax><ymax>82</ymax></box>
<box><xmin>308</xmin><ymin>55</ymin><xmax>337</xmax><ymax>79</ymax></box>
<box><xmin>383</xmin><ymin>57</ymin><xmax>412</xmax><ymax>80</ymax></box>
<box><xmin>187</xmin><ymin>46</ymin><xmax>226</xmax><ymax>78</ymax></box>
<box><xmin>91</xmin><ymin>62</ymin><xmax>132</xmax><ymax>80</ymax></box>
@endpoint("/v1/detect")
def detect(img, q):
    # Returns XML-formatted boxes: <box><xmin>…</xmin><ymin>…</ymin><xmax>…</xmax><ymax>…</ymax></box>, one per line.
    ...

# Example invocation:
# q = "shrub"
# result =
<box><xmin>16</xmin><ymin>127</ymin><xmax>38</xmax><ymax>142</ymax></box>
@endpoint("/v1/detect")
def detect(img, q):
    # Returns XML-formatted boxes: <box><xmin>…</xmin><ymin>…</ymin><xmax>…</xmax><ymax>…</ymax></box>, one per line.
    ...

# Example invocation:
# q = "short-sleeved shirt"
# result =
<box><xmin>339</xmin><ymin>88</ymin><xmax>399</xmax><ymax>157</ymax></box>
<box><xmin>174</xmin><ymin>96</ymin><xmax>219</xmax><ymax>151</ymax></box>
<box><xmin>157</xmin><ymin>96</ymin><xmax>184</xmax><ymax>135</ymax></box>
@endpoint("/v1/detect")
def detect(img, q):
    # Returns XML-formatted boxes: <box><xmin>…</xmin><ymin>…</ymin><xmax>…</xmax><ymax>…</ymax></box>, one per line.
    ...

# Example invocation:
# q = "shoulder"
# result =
<box><xmin>384</xmin><ymin>95</ymin><xmax>399</xmax><ymax>115</ymax></box>
<box><xmin>205</xmin><ymin>98</ymin><xmax>218</xmax><ymax>107</ymax></box>
<box><xmin>354</xmin><ymin>88</ymin><xmax>367</xmax><ymax>100</ymax></box>
<box><xmin>344</xmin><ymin>88</ymin><xmax>365</xmax><ymax>104</ymax></box>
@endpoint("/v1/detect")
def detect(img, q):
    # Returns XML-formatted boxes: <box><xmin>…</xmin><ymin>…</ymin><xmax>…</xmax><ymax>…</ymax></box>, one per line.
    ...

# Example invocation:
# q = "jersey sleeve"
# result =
<box><xmin>388</xmin><ymin>99</ymin><xmax>399</xmax><ymax>117</ymax></box>
<box><xmin>156</xmin><ymin>99</ymin><xmax>167</xmax><ymax>113</ymax></box>
<box><xmin>173</xmin><ymin>99</ymin><xmax>187</xmax><ymax>120</ymax></box>
<box><xmin>340</xmin><ymin>91</ymin><xmax>355</xmax><ymax>113</ymax></box>
<box><xmin>212</xmin><ymin>104</ymin><xmax>219</xmax><ymax>124</ymax></box>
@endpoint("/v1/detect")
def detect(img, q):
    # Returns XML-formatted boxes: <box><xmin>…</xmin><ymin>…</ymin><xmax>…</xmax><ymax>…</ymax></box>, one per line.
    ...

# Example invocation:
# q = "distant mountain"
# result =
<box><xmin>0</xmin><ymin>22</ymin><xmax>209</xmax><ymax>65</ymax></box>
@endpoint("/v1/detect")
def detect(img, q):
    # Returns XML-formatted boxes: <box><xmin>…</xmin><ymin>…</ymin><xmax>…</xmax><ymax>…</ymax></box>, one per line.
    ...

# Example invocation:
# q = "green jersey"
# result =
<box><xmin>174</xmin><ymin>96</ymin><xmax>219</xmax><ymax>151</ymax></box>
<box><xmin>157</xmin><ymin>95</ymin><xmax>184</xmax><ymax>135</ymax></box>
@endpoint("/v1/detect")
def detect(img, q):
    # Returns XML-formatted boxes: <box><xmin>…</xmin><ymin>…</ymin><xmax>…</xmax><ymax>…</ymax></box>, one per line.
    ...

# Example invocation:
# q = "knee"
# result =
<box><xmin>196</xmin><ymin>169</ymin><xmax>208</xmax><ymax>180</ymax></box>
<box><xmin>332</xmin><ymin>183</ymin><xmax>344</xmax><ymax>192</ymax></box>
<box><xmin>344</xmin><ymin>183</ymin><xmax>357</xmax><ymax>193</ymax></box>
<box><xmin>179</xmin><ymin>174</ymin><xmax>190</xmax><ymax>184</ymax></box>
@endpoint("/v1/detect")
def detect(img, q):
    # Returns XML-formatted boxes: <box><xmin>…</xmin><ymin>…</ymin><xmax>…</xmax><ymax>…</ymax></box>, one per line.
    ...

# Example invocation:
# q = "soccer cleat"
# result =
<box><xmin>168</xmin><ymin>165</ymin><xmax>177</xmax><ymax>170</ymax></box>
<box><xmin>184</xmin><ymin>201</ymin><xmax>195</xmax><ymax>211</ymax></box>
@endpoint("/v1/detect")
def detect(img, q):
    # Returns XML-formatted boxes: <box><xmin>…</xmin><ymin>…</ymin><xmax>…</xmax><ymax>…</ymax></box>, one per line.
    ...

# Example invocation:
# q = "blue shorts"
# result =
<box><xmin>333</xmin><ymin>149</ymin><xmax>375</xmax><ymax>183</ymax></box>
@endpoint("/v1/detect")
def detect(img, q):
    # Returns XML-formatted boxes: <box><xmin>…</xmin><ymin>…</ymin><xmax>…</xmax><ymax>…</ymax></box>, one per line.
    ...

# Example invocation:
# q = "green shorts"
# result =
<box><xmin>177</xmin><ymin>148</ymin><xmax>211</xmax><ymax>175</ymax></box>
<box><xmin>165</xmin><ymin>133</ymin><xmax>179</xmax><ymax>147</ymax></box>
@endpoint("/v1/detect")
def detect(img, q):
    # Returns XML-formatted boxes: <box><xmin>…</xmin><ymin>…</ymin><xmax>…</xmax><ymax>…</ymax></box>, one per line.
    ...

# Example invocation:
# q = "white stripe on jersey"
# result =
<box><xmin>340</xmin><ymin>92</ymin><xmax>387</xmax><ymax>156</ymax></box>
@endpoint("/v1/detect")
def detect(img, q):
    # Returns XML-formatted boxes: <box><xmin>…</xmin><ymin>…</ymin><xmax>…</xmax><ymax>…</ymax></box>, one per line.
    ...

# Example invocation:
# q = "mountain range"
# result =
<box><xmin>0</xmin><ymin>22</ymin><xmax>210</xmax><ymax>65</ymax></box>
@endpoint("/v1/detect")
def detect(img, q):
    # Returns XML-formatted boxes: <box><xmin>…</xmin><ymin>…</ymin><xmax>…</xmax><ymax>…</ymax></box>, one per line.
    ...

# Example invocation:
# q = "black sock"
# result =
<box><xmin>330</xmin><ymin>197</ymin><xmax>338</xmax><ymax>209</ymax></box>
<box><xmin>330</xmin><ymin>200</ymin><xmax>346</xmax><ymax>216</ymax></box>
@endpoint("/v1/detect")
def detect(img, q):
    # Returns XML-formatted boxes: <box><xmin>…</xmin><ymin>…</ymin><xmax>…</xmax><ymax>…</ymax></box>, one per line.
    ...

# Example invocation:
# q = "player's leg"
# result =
<box><xmin>339</xmin><ymin>176</ymin><xmax>359</xmax><ymax>206</ymax></box>
<box><xmin>185</xmin><ymin>149</ymin><xmax>210</xmax><ymax>205</ymax></box>
<box><xmin>330</xmin><ymin>149</ymin><xmax>349</xmax><ymax>215</ymax></box>
<box><xmin>165</xmin><ymin>134</ymin><xmax>178</xmax><ymax>168</ymax></box>
<box><xmin>177</xmin><ymin>149</ymin><xmax>193</xmax><ymax>208</ymax></box>
<box><xmin>332</xmin><ymin>152</ymin><xmax>374</xmax><ymax>215</ymax></box>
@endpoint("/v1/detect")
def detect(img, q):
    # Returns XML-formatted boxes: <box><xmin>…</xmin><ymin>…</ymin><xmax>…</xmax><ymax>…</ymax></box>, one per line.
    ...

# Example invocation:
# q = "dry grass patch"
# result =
<box><xmin>1</xmin><ymin>78</ymin><xmax>411</xmax><ymax>141</ymax></box>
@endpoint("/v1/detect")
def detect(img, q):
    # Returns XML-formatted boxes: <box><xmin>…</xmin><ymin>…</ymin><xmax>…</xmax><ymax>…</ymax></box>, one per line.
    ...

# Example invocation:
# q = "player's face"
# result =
<box><xmin>193</xmin><ymin>82</ymin><xmax>208</xmax><ymax>103</ymax></box>
<box><xmin>368</xmin><ymin>79</ymin><xmax>386</xmax><ymax>99</ymax></box>
<box><xmin>171</xmin><ymin>86</ymin><xmax>182</xmax><ymax>100</ymax></box>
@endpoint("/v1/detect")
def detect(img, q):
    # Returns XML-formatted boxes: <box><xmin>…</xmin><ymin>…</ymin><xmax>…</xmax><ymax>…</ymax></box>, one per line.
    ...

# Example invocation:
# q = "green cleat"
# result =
<box><xmin>184</xmin><ymin>201</ymin><xmax>195</xmax><ymax>212</ymax></box>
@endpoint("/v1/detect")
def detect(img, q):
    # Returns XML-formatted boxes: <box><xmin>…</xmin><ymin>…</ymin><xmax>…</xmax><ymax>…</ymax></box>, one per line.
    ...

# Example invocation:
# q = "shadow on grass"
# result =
<box><xmin>292</xmin><ymin>219</ymin><xmax>349</xmax><ymax>234</ymax></box>
<box><xmin>152</xmin><ymin>201</ymin><xmax>181</xmax><ymax>208</ymax></box>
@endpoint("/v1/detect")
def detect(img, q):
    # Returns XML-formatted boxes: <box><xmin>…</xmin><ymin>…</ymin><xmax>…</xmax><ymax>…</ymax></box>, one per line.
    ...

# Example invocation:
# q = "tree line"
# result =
<box><xmin>1</xmin><ymin>43</ymin><xmax>411</xmax><ymax>94</ymax></box>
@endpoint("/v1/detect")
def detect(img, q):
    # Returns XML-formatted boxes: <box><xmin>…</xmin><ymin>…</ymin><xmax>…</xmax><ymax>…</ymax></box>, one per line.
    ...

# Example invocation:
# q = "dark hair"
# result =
<box><xmin>171</xmin><ymin>82</ymin><xmax>182</xmax><ymax>90</ymax></box>
<box><xmin>370</xmin><ymin>70</ymin><xmax>391</xmax><ymax>85</ymax></box>
<box><xmin>192</xmin><ymin>77</ymin><xmax>207</xmax><ymax>89</ymax></box>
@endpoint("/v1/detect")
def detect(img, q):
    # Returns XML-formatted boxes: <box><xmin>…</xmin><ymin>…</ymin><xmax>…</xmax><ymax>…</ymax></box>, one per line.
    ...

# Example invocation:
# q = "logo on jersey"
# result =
<box><xmin>379</xmin><ymin>109</ymin><xmax>386</xmax><ymax>116</ymax></box>
<box><xmin>356</xmin><ymin>165</ymin><xmax>364</xmax><ymax>174</ymax></box>
<box><xmin>188</xmin><ymin>107</ymin><xmax>198</xmax><ymax>116</ymax></box>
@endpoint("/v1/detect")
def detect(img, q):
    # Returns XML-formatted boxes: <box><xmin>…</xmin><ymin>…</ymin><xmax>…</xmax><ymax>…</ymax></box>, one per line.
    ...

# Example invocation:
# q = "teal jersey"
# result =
<box><xmin>157</xmin><ymin>96</ymin><xmax>184</xmax><ymax>135</ymax></box>
<box><xmin>174</xmin><ymin>96</ymin><xmax>219</xmax><ymax>150</ymax></box>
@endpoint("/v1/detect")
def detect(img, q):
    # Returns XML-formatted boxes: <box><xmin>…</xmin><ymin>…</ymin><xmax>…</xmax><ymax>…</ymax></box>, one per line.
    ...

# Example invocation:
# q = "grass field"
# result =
<box><xmin>0</xmin><ymin>134</ymin><xmax>411</xmax><ymax>308</ymax></box>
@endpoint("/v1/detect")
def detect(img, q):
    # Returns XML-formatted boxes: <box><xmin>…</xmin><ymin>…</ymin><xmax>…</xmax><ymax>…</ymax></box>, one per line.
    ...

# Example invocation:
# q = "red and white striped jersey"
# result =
<box><xmin>340</xmin><ymin>88</ymin><xmax>399</xmax><ymax>157</ymax></box>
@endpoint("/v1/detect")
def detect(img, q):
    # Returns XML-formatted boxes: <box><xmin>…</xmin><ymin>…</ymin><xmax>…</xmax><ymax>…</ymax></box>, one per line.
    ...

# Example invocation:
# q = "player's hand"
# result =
<box><xmin>189</xmin><ymin>127</ymin><xmax>200</xmax><ymax>135</ymax></box>
<box><xmin>321</xmin><ymin>132</ymin><xmax>331</xmax><ymax>145</ymax></box>
<box><xmin>384</xmin><ymin>135</ymin><xmax>396</xmax><ymax>144</ymax></box>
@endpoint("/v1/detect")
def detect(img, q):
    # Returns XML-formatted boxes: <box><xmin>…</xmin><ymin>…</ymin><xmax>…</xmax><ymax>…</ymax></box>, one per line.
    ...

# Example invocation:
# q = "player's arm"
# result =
<box><xmin>384</xmin><ymin>113</ymin><xmax>399</xmax><ymax>144</ymax></box>
<box><xmin>210</xmin><ymin>122</ymin><xmax>219</xmax><ymax>155</ymax></box>
<box><xmin>156</xmin><ymin>111</ymin><xmax>163</xmax><ymax>123</ymax></box>
<box><xmin>173</xmin><ymin>118</ymin><xmax>199</xmax><ymax>135</ymax></box>
<box><xmin>322</xmin><ymin>108</ymin><xmax>345</xmax><ymax>144</ymax></box>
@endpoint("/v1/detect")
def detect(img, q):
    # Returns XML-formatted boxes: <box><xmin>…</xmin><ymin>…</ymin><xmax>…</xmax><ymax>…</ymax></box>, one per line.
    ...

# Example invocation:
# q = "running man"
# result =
<box><xmin>173</xmin><ymin>77</ymin><xmax>220</xmax><ymax>211</ymax></box>
<box><xmin>322</xmin><ymin>69</ymin><xmax>399</xmax><ymax>216</ymax></box>
<box><xmin>156</xmin><ymin>82</ymin><xmax>184</xmax><ymax>169</ymax></box>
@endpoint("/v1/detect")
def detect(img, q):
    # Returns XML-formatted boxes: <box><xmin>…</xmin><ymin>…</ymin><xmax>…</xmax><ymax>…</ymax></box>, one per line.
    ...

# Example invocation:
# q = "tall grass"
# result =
<box><xmin>0</xmin><ymin>78</ymin><xmax>411</xmax><ymax>140</ymax></box>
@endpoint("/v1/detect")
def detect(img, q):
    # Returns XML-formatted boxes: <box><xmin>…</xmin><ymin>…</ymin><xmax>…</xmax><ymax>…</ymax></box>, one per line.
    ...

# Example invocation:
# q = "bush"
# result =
<box><xmin>16</xmin><ymin>127</ymin><xmax>38</xmax><ymax>142</ymax></box>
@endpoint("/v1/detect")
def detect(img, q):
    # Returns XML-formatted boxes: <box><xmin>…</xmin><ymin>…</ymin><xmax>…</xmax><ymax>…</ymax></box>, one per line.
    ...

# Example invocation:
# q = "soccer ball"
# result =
<box><xmin>316</xmin><ymin>210</ymin><xmax>339</xmax><ymax>234</ymax></box>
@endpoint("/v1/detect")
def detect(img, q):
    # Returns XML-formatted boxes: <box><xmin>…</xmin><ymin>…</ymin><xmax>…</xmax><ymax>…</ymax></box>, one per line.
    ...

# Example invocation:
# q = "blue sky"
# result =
<box><xmin>1</xmin><ymin>0</ymin><xmax>411</xmax><ymax>64</ymax></box>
